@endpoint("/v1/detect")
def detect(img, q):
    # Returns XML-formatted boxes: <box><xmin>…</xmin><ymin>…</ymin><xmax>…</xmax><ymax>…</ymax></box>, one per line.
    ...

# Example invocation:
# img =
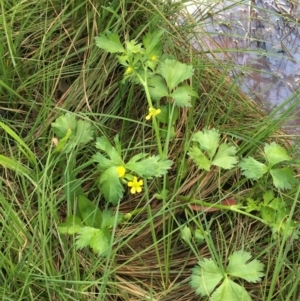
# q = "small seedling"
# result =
<box><xmin>188</xmin><ymin>128</ymin><xmax>238</xmax><ymax>171</ymax></box>
<box><xmin>190</xmin><ymin>250</ymin><xmax>265</xmax><ymax>301</ymax></box>
<box><xmin>239</xmin><ymin>142</ymin><xmax>297</xmax><ymax>190</ymax></box>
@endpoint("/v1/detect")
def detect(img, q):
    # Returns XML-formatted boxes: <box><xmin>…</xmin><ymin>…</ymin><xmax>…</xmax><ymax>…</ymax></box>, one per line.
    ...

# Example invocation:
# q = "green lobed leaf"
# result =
<box><xmin>93</xmin><ymin>152</ymin><xmax>115</xmax><ymax>171</ymax></box>
<box><xmin>58</xmin><ymin>216</ymin><xmax>82</xmax><ymax>234</ymax></box>
<box><xmin>89</xmin><ymin>228</ymin><xmax>111</xmax><ymax>256</ymax></box>
<box><xmin>245</xmin><ymin>198</ymin><xmax>258</xmax><ymax>213</ymax></box>
<box><xmin>212</xmin><ymin>143</ymin><xmax>238</xmax><ymax>169</ymax></box>
<box><xmin>226</xmin><ymin>250</ymin><xmax>265</xmax><ymax>282</ymax></box>
<box><xmin>95</xmin><ymin>32</ymin><xmax>125</xmax><ymax>53</ymax></box>
<box><xmin>74</xmin><ymin>119</ymin><xmax>94</xmax><ymax>145</ymax></box>
<box><xmin>188</xmin><ymin>146</ymin><xmax>211</xmax><ymax>171</ymax></box>
<box><xmin>143</xmin><ymin>30</ymin><xmax>164</xmax><ymax>55</ymax></box>
<box><xmin>77</xmin><ymin>195</ymin><xmax>102</xmax><ymax>228</ymax></box>
<box><xmin>170</xmin><ymin>85</ymin><xmax>197</xmax><ymax>108</ymax></box>
<box><xmin>158</xmin><ymin>59</ymin><xmax>194</xmax><ymax>90</ymax></box>
<box><xmin>125</xmin><ymin>40</ymin><xmax>144</xmax><ymax>54</ymax></box>
<box><xmin>211</xmin><ymin>277</ymin><xmax>251</xmax><ymax>301</ymax></box>
<box><xmin>148</xmin><ymin>75</ymin><xmax>169</xmax><ymax>101</ymax></box>
<box><xmin>146</xmin><ymin>58</ymin><xmax>159</xmax><ymax>71</ymax></box>
<box><xmin>262</xmin><ymin>190</ymin><xmax>274</xmax><ymax>205</ymax></box>
<box><xmin>75</xmin><ymin>227</ymin><xmax>99</xmax><ymax>249</ymax></box>
<box><xmin>126</xmin><ymin>153</ymin><xmax>147</xmax><ymax>164</ymax></box>
<box><xmin>270</xmin><ymin>168</ymin><xmax>297</xmax><ymax>190</ymax></box>
<box><xmin>239</xmin><ymin>157</ymin><xmax>268</xmax><ymax>180</ymax></box>
<box><xmin>190</xmin><ymin>259</ymin><xmax>223</xmax><ymax>296</ymax></box>
<box><xmin>192</xmin><ymin>129</ymin><xmax>220</xmax><ymax>159</ymax></box>
<box><xmin>114</xmin><ymin>134</ymin><xmax>122</xmax><ymax>154</ymax></box>
<box><xmin>51</xmin><ymin>113</ymin><xmax>77</xmax><ymax>138</ymax></box>
<box><xmin>116</xmin><ymin>54</ymin><xmax>130</xmax><ymax>66</ymax></box>
<box><xmin>99</xmin><ymin>166</ymin><xmax>124</xmax><ymax>205</ymax></box>
<box><xmin>95</xmin><ymin>136</ymin><xmax>123</xmax><ymax>164</ymax></box>
<box><xmin>125</xmin><ymin>155</ymin><xmax>173</xmax><ymax>178</ymax></box>
<box><xmin>260</xmin><ymin>206</ymin><xmax>276</xmax><ymax>224</ymax></box>
<box><xmin>95</xmin><ymin>136</ymin><xmax>113</xmax><ymax>153</ymax></box>
<box><xmin>264</xmin><ymin>142</ymin><xmax>291</xmax><ymax>168</ymax></box>
<box><xmin>268</xmin><ymin>197</ymin><xmax>286</xmax><ymax>211</ymax></box>
<box><xmin>51</xmin><ymin>113</ymin><xmax>94</xmax><ymax>153</ymax></box>
<box><xmin>273</xmin><ymin>219</ymin><xmax>298</xmax><ymax>239</ymax></box>
<box><xmin>101</xmin><ymin>209</ymin><xmax>123</xmax><ymax>229</ymax></box>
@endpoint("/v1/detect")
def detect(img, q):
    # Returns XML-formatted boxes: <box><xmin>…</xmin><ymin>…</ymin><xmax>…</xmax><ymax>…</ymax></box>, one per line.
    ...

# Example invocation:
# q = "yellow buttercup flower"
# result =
<box><xmin>150</xmin><ymin>55</ymin><xmax>157</xmax><ymax>61</ymax></box>
<box><xmin>116</xmin><ymin>166</ymin><xmax>126</xmax><ymax>178</ymax></box>
<box><xmin>146</xmin><ymin>107</ymin><xmax>161</xmax><ymax>120</ymax></box>
<box><xmin>127</xmin><ymin>177</ymin><xmax>143</xmax><ymax>194</ymax></box>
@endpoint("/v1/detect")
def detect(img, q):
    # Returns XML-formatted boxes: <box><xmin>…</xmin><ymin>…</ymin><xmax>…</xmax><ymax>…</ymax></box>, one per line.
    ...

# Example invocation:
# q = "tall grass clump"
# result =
<box><xmin>1</xmin><ymin>0</ymin><xmax>300</xmax><ymax>300</ymax></box>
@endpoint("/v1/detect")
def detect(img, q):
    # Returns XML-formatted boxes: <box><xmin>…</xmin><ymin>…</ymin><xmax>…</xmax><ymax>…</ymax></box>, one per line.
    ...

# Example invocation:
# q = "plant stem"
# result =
<box><xmin>136</xmin><ymin>71</ymin><xmax>163</xmax><ymax>156</ymax></box>
<box><xmin>178</xmin><ymin>195</ymin><xmax>268</xmax><ymax>225</ymax></box>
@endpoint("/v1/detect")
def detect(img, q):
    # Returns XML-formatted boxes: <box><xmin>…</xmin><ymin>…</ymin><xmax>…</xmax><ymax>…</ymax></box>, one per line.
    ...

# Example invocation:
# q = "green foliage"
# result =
<box><xmin>99</xmin><ymin>166</ymin><xmax>124</xmax><ymax>206</ymax></box>
<box><xmin>76</xmin><ymin>227</ymin><xmax>111</xmax><ymax>255</ymax></box>
<box><xmin>58</xmin><ymin>196</ymin><xmax>122</xmax><ymax>256</ymax></box>
<box><xmin>239</xmin><ymin>142</ymin><xmax>297</xmax><ymax>190</ymax></box>
<box><xmin>94</xmin><ymin>136</ymin><xmax>124</xmax><ymax>169</ymax></box>
<box><xmin>92</xmin><ymin>136</ymin><xmax>124</xmax><ymax>205</ymax></box>
<box><xmin>142</xmin><ymin>30</ymin><xmax>164</xmax><ymax>57</ymax></box>
<box><xmin>188</xmin><ymin>128</ymin><xmax>238</xmax><ymax>171</ymax></box>
<box><xmin>95</xmin><ymin>31</ymin><xmax>125</xmax><ymax>53</ymax></box>
<box><xmin>180</xmin><ymin>225</ymin><xmax>192</xmax><ymax>244</ymax></box>
<box><xmin>125</xmin><ymin>154</ymin><xmax>173</xmax><ymax>179</ymax></box>
<box><xmin>147</xmin><ymin>65</ymin><xmax>198</xmax><ymax>107</ymax></box>
<box><xmin>77</xmin><ymin>195</ymin><xmax>103</xmax><ymax>228</ymax></box>
<box><xmin>226</xmin><ymin>250</ymin><xmax>265</xmax><ymax>282</ymax></box>
<box><xmin>51</xmin><ymin>113</ymin><xmax>94</xmax><ymax>153</ymax></box>
<box><xmin>158</xmin><ymin>59</ymin><xmax>194</xmax><ymax>91</ymax></box>
<box><xmin>147</xmin><ymin>75</ymin><xmax>169</xmax><ymax>100</ymax></box>
<box><xmin>194</xmin><ymin>229</ymin><xmax>209</xmax><ymax>244</ymax></box>
<box><xmin>269</xmin><ymin>168</ymin><xmax>296</xmax><ymax>190</ymax></box>
<box><xmin>246</xmin><ymin>191</ymin><xmax>298</xmax><ymax>238</ymax></box>
<box><xmin>190</xmin><ymin>250</ymin><xmax>264</xmax><ymax>301</ymax></box>
<box><xmin>93</xmin><ymin>136</ymin><xmax>173</xmax><ymax>204</ymax></box>
<box><xmin>58</xmin><ymin>216</ymin><xmax>82</xmax><ymax>235</ymax></box>
<box><xmin>95</xmin><ymin>30</ymin><xmax>198</xmax><ymax>108</ymax></box>
<box><xmin>238</xmin><ymin>157</ymin><xmax>268</xmax><ymax>180</ymax></box>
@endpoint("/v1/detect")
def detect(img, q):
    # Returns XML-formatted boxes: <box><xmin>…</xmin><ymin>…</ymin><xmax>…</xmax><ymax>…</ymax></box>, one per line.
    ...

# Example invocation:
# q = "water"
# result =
<box><xmin>183</xmin><ymin>0</ymin><xmax>300</xmax><ymax>133</ymax></box>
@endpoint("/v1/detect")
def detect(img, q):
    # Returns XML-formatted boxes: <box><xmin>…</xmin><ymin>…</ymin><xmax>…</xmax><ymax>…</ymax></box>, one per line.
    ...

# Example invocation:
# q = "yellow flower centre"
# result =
<box><xmin>146</xmin><ymin>107</ymin><xmax>161</xmax><ymax>120</ymax></box>
<box><xmin>127</xmin><ymin>176</ymin><xmax>143</xmax><ymax>194</ymax></box>
<box><xmin>116</xmin><ymin>166</ymin><xmax>126</xmax><ymax>178</ymax></box>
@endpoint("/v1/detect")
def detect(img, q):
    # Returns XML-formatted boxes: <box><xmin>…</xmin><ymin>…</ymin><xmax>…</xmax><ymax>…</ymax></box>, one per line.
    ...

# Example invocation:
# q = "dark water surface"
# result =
<box><xmin>184</xmin><ymin>0</ymin><xmax>300</xmax><ymax>134</ymax></box>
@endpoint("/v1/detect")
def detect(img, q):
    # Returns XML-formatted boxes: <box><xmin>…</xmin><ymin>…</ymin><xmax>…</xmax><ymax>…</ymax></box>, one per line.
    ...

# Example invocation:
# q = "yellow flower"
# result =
<box><xmin>146</xmin><ymin>107</ymin><xmax>161</xmax><ymax>120</ymax></box>
<box><xmin>116</xmin><ymin>166</ymin><xmax>126</xmax><ymax>178</ymax></box>
<box><xmin>125</xmin><ymin>67</ymin><xmax>133</xmax><ymax>74</ymax></box>
<box><xmin>150</xmin><ymin>55</ymin><xmax>157</xmax><ymax>61</ymax></box>
<box><xmin>127</xmin><ymin>177</ymin><xmax>143</xmax><ymax>194</ymax></box>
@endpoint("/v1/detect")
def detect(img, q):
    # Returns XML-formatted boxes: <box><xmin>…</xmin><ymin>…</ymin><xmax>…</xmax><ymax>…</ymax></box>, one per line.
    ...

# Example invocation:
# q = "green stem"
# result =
<box><xmin>136</xmin><ymin>71</ymin><xmax>163</xmax><ymax>157</ymax></box>
<box><xmin>178</xmin><ymin>195</ymin><xmax>268</xmax><ymax>225</ymax></box>
<box><xmin>163</xmin><ymin>102</ymin><xmax>175</xmax><ymax>158</ymax></box>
